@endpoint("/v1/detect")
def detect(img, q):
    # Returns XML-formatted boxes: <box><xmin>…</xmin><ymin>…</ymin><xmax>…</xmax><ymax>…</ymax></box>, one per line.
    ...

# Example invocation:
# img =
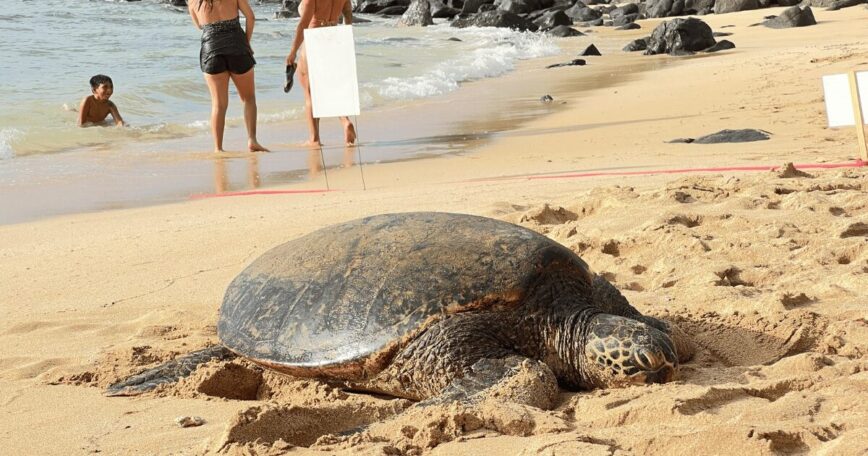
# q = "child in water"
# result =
<box><xmin>78</xmin><ymin>74</ymin><xmax>125</xmax><ymax>127</ymax></box>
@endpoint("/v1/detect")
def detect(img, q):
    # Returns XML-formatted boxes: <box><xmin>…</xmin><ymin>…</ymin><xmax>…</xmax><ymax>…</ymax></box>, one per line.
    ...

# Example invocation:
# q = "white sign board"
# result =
<box><xmin>304</xmin><ymin>25</ymin><xmax>361</xmax><ymax>119</ymax></box>
<box><xmin>822</xmin><ymin>71</ymin><xmax>868</xmax><ymax>127</ymax></box>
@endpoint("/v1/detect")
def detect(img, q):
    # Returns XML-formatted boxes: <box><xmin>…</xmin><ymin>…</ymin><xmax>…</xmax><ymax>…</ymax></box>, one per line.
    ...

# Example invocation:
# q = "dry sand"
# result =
<box><xmin>1</xmin><ymin>6</ymin><xmax>867</xmax><ymax>455</ymax></box>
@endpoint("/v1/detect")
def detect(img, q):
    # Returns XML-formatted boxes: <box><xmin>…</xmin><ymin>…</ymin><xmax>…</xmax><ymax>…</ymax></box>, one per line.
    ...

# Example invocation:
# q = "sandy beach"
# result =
<box><xmin>1</xmin><ymin>5</ymin><xmax>867</xmax><ymax>455</ymax></box>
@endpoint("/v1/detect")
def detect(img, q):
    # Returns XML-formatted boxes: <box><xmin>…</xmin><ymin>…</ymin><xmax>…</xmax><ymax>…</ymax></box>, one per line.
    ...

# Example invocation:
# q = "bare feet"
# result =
<box><xmin>302</xmin><ymin>139</ymin><xmax>322</xmax><ymax>148</ymax></box>
<box><xmin>248</xmin><ymin>141</ymin><xmax>269</xmax><ymax>152</ymax></box>
<box><xmin>344</xmin><ymin>122</ymin><xmax>356</xmax><ymax>145</ymax></box>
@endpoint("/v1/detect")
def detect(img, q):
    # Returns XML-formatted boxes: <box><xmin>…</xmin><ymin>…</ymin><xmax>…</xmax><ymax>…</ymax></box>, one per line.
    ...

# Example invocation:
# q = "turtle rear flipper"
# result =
<box><xmin>105</xmin><ymin>346</ymin><xmax>235</xmax><ymax>396</ymax></box>
<box><xmin>420</xmin><ymin>356</ymin><xmax>559</xmax><ymax>410</ymax></box>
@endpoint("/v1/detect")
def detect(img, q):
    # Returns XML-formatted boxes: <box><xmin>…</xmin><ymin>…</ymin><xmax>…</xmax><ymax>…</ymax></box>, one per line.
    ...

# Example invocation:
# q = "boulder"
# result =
<box><xmin>547</xmin><ymin>25</ymin><xmax>586</xmax><ymax>36</ymax></box>
<box><xmin>460</xmin><ymin>0</ymin><xmax>495</xmax><ymax>13</ymax></box>
<box><xmin>714</xmin><ymin>0</ymin><xmax>758</xmax><ymax>14</ymax></box>
<box><xmin>430</xmin><ymin>0</ymin><xmax>461</xmax><ymax>17</ymax></box>
<box><xmin>645</xmin><ymin>17</ymin><xmax>715</xmax><ymax>55</ymax></box>
<box><xmin>379</xmin><ymin>5</ymin><xmax>410</xmax><ymax>14</ymax></box>
<box><xmin>451</xmin><ymin>10</ymin><xmax>539</xmax><ymax>30</ymax></box>
<box><xmin>623</xmin><ymin>37</ymin><xmax>649</xmax><ymax>51</ymax></box>
<box><xmin>399</xmin><ymin>0</ymin><xmax>434</xmax><ymax>25</ymax></box>
<box><xmin>565</xmin><ymin>3</ymin><xmax>603</xmax><ymax>20</ymax></box>
<box><xmin>580</xmin><ymin>44</ymin><xmax>602</xmax><ymax>55</ymax></box>
<box><xmin>494</xmin><ymin>0</ymin><xmax>541</xmax><ymax>13</ymax></box>
<box><xmin>616</xmin><ymin>22</ymin><xmax>641</xmax><ymax>29</ymax></box>
<box><xmin>612</xmin><ymin>13</ymin><xmax>639</xmax><ymax>25</ymax></box>
<box><xmin>646</xmin><ymin>0</ymin><xmax>685</xmax><ymax>17</ymax></box>
<box><xmin>825</xmin><ymin>0</ymin><xmax>866</xmax><ymax>10</ymax></box>
<box><xmin>763</xmin><ymin>5</ymin><xmax>816</xmax><ymax>28</ymax></box>
<box><xmin>704</xmin><ymin>39</ymin><xmax>735</xmax><ymax>52</ymax></box>
<box><xmin>356</xmin><ymin>0</ymin><xmax>412</xmax><ymax>13</ymax></box>
<box><xmin>685</xmin><ymin>0</ymin><xmax>715</xmax><ymax>13</ymax></box>
<box><xmin>534</xmin><ymin>10</ymin><xmax>573</xmax><ymax>30</ymax></box>
<box><xmin>694</xmin><ymin>129</ymin><xmax>770</xmax><ymax>143</ymax></box>
<box><xmin>546</xmin><ymin>59</ymin><xmax>587</xmax><ymax>68</ymax></box>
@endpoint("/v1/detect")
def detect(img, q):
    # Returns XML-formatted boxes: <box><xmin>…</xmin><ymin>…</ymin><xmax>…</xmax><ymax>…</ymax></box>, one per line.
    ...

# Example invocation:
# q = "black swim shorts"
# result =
<box><xmin>201</xmin><ymin>53</ymin><xmax>256</xmax><ymax>75</ymax></box>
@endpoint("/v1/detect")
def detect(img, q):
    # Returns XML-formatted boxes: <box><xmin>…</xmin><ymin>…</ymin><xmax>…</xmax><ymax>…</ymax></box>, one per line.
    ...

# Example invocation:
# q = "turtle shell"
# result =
<box><xmin>217</xmin><ymin>212</ymin><xmax>593</xmax><ymax>380</ymax></box>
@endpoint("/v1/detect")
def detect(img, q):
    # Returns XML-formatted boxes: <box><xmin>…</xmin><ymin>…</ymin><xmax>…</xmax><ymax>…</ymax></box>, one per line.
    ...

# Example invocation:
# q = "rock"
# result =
<box><xmin>763</xmin><ymin>6</ymin><xmax>816</xmax><ymax>28</ymax></box>
<box><xmin>712</xmin><ymin>31</ymin><xmax>732</xmax><ymax>36</ymax></box>
<box><xmin>540</xmin><ymin>94</ymin><xmax>554</xmax><ymax>103</ymax></box>
<box><xmin>534</xmin><ymin>10</ymin><xmax>572</xmax><ymax>30</ymax></box>
<box><xmin>825</xmin><ymin>0</ymin><xmax>866</xmax><ymax>10</ymax></box>
<box><xmin>612</xmin><ymin>13</ymin><xmax>639</xmax><ymax>25</ymax></box>
<box><xmin>356</xmin><ymin>0</ymin><xmax>412</xmax><ymax>13</ymax></box>
<box><xmin>479</xmin><ymin>3</ymin><xmax>498</xmax><ymax>10</ymax></box>
<box><xmin>693</xmin><ymin>129</ymin><xmax>771</xmax><ymax>144</ymax></box>
<box><xmin>274</xmin><ymin>9</ymin><xmax>299</xmax><ymax>18</ymax></box>
<box><xmin>430</xmin><ymin>0</ymin><xmax>461</xmax><ymax>17</ymax></box>
<box><xmin>616</xmin><ymin>22</ymin><xmax>641</xmax><ymax>29</ymax></box>
<box><xmin>398</xmin><ymin>0</ymin><xmax>434</xmax><ymax>25</ymax></box>
<box><xmin>609</xmin><ymin>3</ymin><xmax>640</xmax><ymax>20</ymax></box>
<box><xmin>580</xmin><ymin>44</ymin><xmax>602</xmax><ymax>56</ymax></box>
<box><xmin>176</xmin><ymin>416</ymin><xmax>205</xmax><ymax>428</ymax></box>
<box><xmin>546</xmin><ymin>59</ymin><xmax>586</xmax><ymax>68</ymax></box>
<box><xmin>460</xmin><ymin>0</ymin><xmax>494</xmax><ymax>13</ymax></box>
<box><xmin>565</xmin><ymin>3</ymin><xmax>603</xmax><ymax>21</ymax></box>
<box><xmin>379</xmin><ymin>5</ymin><xmax>410</xmax><ymax>14</ymax></box>
<box><xmin>623</xmin><ymin>37</ymin><xmax>649</xmax><ymax>52</ymax></box>
<box><xmin>714</xmin><ymin>0</ymin><xmax>758</xmax><ymax>14</ymax></box>
<box><xmin>547</xmin><ymin>25</ymin><xmax>585</xmax><ymax>36</ymax></box>
<box><xmin>644</xmin><ymin>17</ymin><xmax>715</xmax><ymax>56</ymax></box>
<box><xmin>494</xmin><ymin>0</ymin><xmax>542</xmax><ymax>13</ymax></box>
<box><xmin>451</xmin><ymin>10</ymin><xmax>539</xmax><ymax>30</ymax></box>
<box><xmin>685</xmin><ymin>0</ymin><xmax>715</xmax><ymax>13</ymax></box>
<box><xmin>582</xmin><ymin>18</ymin><xmax>604</xmax><ymax>26</ymax></box>
<box><xmin>646</xmin><ymin>0</ymin><xmax>685</xmax><ymax>17</ymax></box>
<box><xmin>704</xmin><ymin>39</ymin><xmax>735</xmax><ymax>52</ymax></box>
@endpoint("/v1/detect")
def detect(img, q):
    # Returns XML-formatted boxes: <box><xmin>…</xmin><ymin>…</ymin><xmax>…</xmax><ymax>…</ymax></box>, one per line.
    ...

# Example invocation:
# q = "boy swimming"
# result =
<box><xmin>78</xmin><ymin>74</ymin><xmax>125</xmax><ymax>127</ymax></box>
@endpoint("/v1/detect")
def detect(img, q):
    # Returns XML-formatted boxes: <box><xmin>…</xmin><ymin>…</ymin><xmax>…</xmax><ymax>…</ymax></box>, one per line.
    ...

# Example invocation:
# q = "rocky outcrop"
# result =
<box><xmin>451</xmin><ymin>10</ymin><xmax>539</xmax><ymax>30</ymax></box>
<box><xmin>645</xmin><ymin>18</ymin><xmax>715</xmax><ymax>55</ymax></box>
<box><xmin>714</xmin><ymin>0</ymin><xmax>759</xmax><ymax>14</ymax></box>
<box><xmin>533</xmin><ymin>10</ymin><xmax>573</xmax><ymax>30</ymax></box>
<box><xmin>646</xmin><ymin>0</ymin><xmax>685</xmax><ymax>17</ymax></box>
<box><xmin>623</xmin><ymin>37</ymin><xmax>649</xmax><ymax>52</ymax></box>
<box><xmin>398</xmin><ymin>0</ymin><xmax>434</xmax><ymax>25</ymax></box>
<box><xmin>547</xmin><ymin>25</ymin><xmax>585</xmax><ymax>36</ymax></box>
<box><xmin>763</xmin><ymin>5</ymin><xmax>817</xmax><ymax>28</ymax></box>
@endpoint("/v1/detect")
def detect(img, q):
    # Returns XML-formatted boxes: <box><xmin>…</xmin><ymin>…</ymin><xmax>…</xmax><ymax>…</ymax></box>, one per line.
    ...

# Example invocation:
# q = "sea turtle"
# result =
<box><xmin>107</xmin><ymin>212</ymin><xmax>692</xmax><ymax>402</ymax></box>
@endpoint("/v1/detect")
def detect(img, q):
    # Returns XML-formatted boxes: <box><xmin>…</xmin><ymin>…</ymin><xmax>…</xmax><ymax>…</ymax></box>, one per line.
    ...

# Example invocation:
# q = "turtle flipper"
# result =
<box><xmin>105</xmin><ymin>346</ymin><xmax>235</xmax><ymax>396</ymax></box>
<box><xmin>420</xmin><ymin>356</ymin><xmax>559</xmax><ymax>410</ymax></box>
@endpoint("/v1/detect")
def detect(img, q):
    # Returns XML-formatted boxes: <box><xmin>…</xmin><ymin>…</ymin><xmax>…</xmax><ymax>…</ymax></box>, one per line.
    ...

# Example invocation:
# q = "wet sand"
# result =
<box><xmin>1</xmin><ymin>6</ymin><xmax>867</xmax><ymax>456</ymax></box>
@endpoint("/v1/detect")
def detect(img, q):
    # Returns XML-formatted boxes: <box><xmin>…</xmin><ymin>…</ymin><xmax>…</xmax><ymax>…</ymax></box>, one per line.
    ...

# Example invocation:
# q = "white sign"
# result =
<box><xmin>304</xmin><ymin>25</ymin><xmax>361</xmax><ymax>118</ymax></box>
<box><xmin>822</xmin><ymin>72</ymin><xmax>868</xmax><ymax>127</ymax></box>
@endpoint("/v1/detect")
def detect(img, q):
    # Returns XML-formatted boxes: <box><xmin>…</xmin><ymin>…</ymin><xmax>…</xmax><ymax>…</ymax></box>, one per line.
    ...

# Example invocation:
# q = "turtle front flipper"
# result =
<box><xmin>105</xmin><ymin>346</ymin><xmax>235</xmax><ymax>396</ymax></box>
<box><xmin>420</xmin><ymin>356</ymin><xmax>559</xmax><ymax>410</ymax></box>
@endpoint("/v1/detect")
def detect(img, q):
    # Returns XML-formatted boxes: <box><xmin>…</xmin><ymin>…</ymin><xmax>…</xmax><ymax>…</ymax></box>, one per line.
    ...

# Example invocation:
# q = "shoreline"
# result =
<box><xmin>2</xmin><ymin>6</ymin><xmax>868</xmax><ymax>455</ymax></box>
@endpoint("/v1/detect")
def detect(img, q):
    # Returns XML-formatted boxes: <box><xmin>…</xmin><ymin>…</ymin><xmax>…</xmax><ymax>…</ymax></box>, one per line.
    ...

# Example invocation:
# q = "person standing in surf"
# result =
<box><xmin>188</xmin><ymin>0</ymin><xmax>268</xmax><ymax>153</ymax></box>
<box><xmin>286</xmin><ymin>0</ymin><xmax>357</xmax><ymax>147</ymax></box>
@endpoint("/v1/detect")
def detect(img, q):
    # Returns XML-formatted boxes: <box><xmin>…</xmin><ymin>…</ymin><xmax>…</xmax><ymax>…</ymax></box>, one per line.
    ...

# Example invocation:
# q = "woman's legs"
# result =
<box><xmin>340</xmin><ymin>117</ymin><xmax>356</xmax><ymax>145</ymax></box>
<box><xmin>230</xmin><ymin>68</ymin><xmax>268</xmax><ymax>152</ymax></box>
<box><xmin>297</xmin><ymin>47</ymin><xmax>321</xmax><ymax>146</ymax></box>
<box><xmin>203</xmin><ymin>72</ymin><xmax>230</xmax><ymax>153</ymax></box>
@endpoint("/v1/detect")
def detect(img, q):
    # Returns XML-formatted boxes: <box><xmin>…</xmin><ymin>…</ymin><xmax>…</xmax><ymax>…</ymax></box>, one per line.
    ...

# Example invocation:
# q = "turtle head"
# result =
<box><xmin>583</xmin><ymin>314</ymin><xmax>678</xmax><ymax>388</ymax></box>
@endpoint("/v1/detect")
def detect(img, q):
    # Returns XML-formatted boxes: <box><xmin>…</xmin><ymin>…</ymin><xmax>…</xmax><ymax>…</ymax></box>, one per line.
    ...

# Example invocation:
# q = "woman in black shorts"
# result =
<box><xmin>189</xmin><ymin>0</ymin><xmax>267</xmax><ymax>153</ymax></box>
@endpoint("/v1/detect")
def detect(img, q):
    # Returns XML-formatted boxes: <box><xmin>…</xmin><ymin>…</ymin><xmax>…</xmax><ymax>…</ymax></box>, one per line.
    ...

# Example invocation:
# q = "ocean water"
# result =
<box><xmin>0</xmin><ymin>0</ymin><xmax>559</xmax><ymax>160</ymax></box>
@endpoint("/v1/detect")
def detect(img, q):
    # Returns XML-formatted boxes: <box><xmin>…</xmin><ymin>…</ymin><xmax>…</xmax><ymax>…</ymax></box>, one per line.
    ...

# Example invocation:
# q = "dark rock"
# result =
<box><xmin>580</xmin><ymin>44</ymin><xmax>602</xmax><ymax>56</ymax></box>
<box><xmin>527</xmin><ymin>5</ymin><xmax>571</xmax><ymax>22</ymax></box>
<box><xmin>546</xmin><ymin>59</ymin><xmax>587</xmax><ymax>68</ymax></box>
<box><xmin>685</xmin><ymin>0</ymin><xmax>714</xmax><ymax>13</ymax></box>
<box><xmin>430</xmin><ymin>0</ymin><xmax>461</xmax><ymax>17</ymax></box>
<box><xmin>379</xmin><ymin>5</ymin><xmax>410</xmax><ymax>14</ymax></box>
<box><xmin>763</xmin><ymin>6</ymin><xmax>816</xmax><ymax>28</ymax></box>
<box><xmin>494</xmin><ymin>0</ymin><xmax>541</xmax><ymax>14</ymax></box>
<box><xmin>399</xmin><ymin>0</ymin><xmax>434</xmax><ymax>25</ymax></box>
<box><xmin>609</xmin><ymin>3</ymin><xmax>640</xmax><ymax>19</ymax></box>
<box><xmin>356</xmin><ymin>0</ymin><xmax>412</xmax><ymax>13</ymax></box>
<box><xmin>623</xmin><ymin>37</ymin><xmax>649</xmax><ymax>52</ymax></box>
<box><xmin>540</xmin><ymin>94</ymin><xmax>554</xmax><ymax>103</ymax></box>
<box><xmin>646</xmin><ymin>0</ymin><xmax>685</xmax><ymax>17</ymax></box>
<box><xmin>704</xmin><ymin>39</ymin><xmax>735</xmax><ymax>52</ymax></box>
<box><xmin>460</xmin><ymin>0</ymin><xmax>494</xmax><ymax>13</ymax></box>
<box><xmin>799</xmin><ymin>0</ymin><xmax>836</xmax><ymax>6</ymax></box>
<box><xmin>712</xmin><ymin>31</ymin><xmax>733</xmax><ymax>36</ymax></box>
<box><xmin>565</xmin><ymin>3</ymin><xmax>603</xmax><ymax>21</ymax></box>
<box><xmin>582</xmin><ymin>18</ymin><xmax>605</xmax><ymax>26</ymax></box>
<box><xmin>693</xmin><ymin>129</ymin><xmax>771</xmax><ymax>144</ymax></box>
<box><xmin>534</xmin><ymin>10</ymin><xmax>573</xmax><ymax>30</ymax></box>
<box><xmin>714</xmin><ymin>0</ymin><xmax>758</xmax><ymax>14</ymax></box>
<box><xmin>645</xmin><ymin>17</ymin><xmax>715</xmax><ymax>55</ymax></box>
<box><xmin>616</xmin><ymin>22</ymin><xmax>641</xmax><ymax>29</ymax></box>
<box><xmin>448</xmin><ymin>37</ymin><xmax>463</xmax><ymax>41</ymax></box>
<box><xmin>451</xmin><ymin>10</ymin><xmax>539</xmax><ymax>30</ymax></box>
<box><xmin>547</xmin><ymin>25</ymin><xmax>585</xmax><ymax>36</ymax></box>
<box><xmin>826</xmin><ymin>0</ymin><xmax>866</xmax><ymax>10</ymax></box>
<box><xmin>274</xmin><ymin>8</ymin><xmax>299</xmax><ymax>18</ymax></box>
<box><xmin>479</xmin><ymin>3</ymin><xmax>498</xmax><ymax>10</ymax></box>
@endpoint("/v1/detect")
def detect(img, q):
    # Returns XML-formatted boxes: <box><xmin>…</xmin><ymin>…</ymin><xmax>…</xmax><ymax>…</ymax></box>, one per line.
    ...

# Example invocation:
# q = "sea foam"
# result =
<box><xmin>0</xmin><ymin>128</ymin><xmax>23</xmax><ymax>160</ymax></box>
